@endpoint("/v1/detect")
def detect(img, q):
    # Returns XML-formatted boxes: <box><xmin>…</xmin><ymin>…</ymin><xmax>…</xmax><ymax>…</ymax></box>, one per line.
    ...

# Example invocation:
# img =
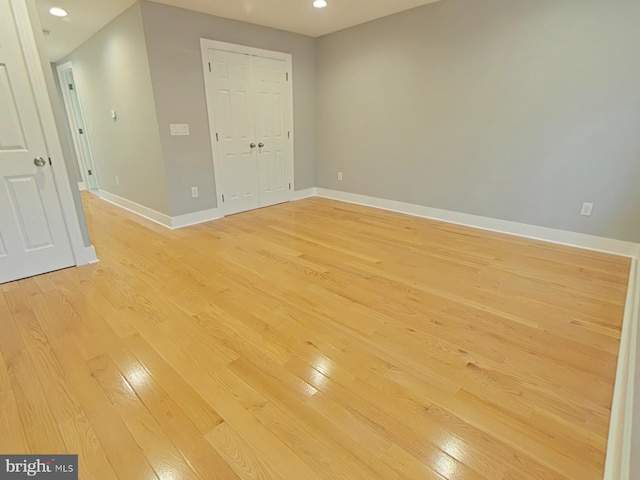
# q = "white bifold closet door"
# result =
<box><xmin>207</xmin><ymin>48</ymin><xmax>293</xmax><ymax>216</ymax></box>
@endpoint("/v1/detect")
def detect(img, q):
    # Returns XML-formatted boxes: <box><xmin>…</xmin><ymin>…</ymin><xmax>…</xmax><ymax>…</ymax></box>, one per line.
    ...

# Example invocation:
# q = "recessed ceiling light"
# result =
<box><xmin>313</xmin><ymin>0</ymin><xmax>327</xmax><ymax>8</ymax></box>
<box><xmin>49</xmin><ymin>7</ymin><xmax>68</xmax><ymax>17</ymax></box>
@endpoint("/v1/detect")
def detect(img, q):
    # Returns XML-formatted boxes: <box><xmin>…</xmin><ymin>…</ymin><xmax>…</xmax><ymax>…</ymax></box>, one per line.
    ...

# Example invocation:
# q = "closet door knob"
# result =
<box><xmin>250</xmin><ymin>143</ymin><xmax>256</xmax><ymax>148</ymax></box>
<box><xmin>258</xmin><ymin>142</ymin><xmax>265</xmax><ymax>148</ymax></box>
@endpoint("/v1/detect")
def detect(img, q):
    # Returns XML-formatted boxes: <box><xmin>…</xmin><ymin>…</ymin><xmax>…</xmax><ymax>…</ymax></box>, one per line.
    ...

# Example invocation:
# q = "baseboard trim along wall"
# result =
<box><xmin>98</xmin><ymin>190</ymin><xmax>222</xmax><ymax>230</ymax></box>
<box><xmin>96</xmin><ymin>184</ymin><xmax>639</xmax><ymax>479</ymax></box>
<box><xmin>75</xmin><ymin>245</ymin><xmax>99</xmax><ymax>265</ymax></box>
<box><xmin>314</xmin><ymin>188</ymin><xmax>639</xmax><ymax>258</ymax></box>
<box><xmin>97</xmin><ymin>185</ymin><xmax>640</xmax><ymax>257</ymax></box>
<box><xmin>100</xmin><ymin>188</ymin><xmax>314</xmax><ymax>230</ymax></box>
<box><xmin>170</xmin><ymin>208</ymin><xmax>223</xmax><ymax>229</ymax></box>
<box><xmin>310</xmin><ymin>187</ymin><xmax>639</xmax><ymax>480</ymax></box>
<box><xmin>99</xmin><ymin>190</ymin><xmax>172</xmax><ymax>228</ymax></box>
<box><xmin>292</xmin><ymin>188</ymin><xmax>316</xmax><ymax>200</ymax></box>
<box><xmin>604</xmin><ymin>259</ymin><xmax>639</xmax><ymax>480</ymax></box>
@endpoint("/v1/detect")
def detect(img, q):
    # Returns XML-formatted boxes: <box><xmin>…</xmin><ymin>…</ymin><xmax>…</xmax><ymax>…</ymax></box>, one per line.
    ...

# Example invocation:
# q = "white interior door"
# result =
<box><xmin>254</xmin><ymin>56</ymin><xmax>292</xmax><ymax>208</ymax></box>
<box><xmin>204</xmin><ymin>42</ymin><xmax>294</xmax><ymax>217</ymax></box>
<box><xmin>209</xmin><ymin>49</ymin><xmax>260</xmax><ymax>216</ymax></box>
<box><xmin>0</xmin><ymin>0</ymin><xmax>75</xmax><ymax>284</ymax></box>
<box><xmin>59</xmin><ymin>66</ymin><xmax>99</xmax><ymax>192</ymax></box>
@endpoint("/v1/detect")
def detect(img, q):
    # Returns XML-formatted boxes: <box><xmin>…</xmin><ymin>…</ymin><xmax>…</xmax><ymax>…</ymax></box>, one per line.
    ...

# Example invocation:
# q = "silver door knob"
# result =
<box><xmin>258</xmin><ymin>142</ymin><xmax>265</xmax><ymax>148</ymax></box>
<box><xmin>34</xmin><ymin>157</ymin><xmax>46</xmax><ymax>167</ymax></box>
<box><xmin>250</xmin><ymin>143</ymin><xmax>256</xmax><ymax>148</ymax></box>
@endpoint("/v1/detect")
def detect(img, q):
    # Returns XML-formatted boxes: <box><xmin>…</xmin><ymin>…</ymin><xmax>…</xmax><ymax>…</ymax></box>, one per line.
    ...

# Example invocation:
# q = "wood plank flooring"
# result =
<box><xmin>0</xmin><ymin>193</ymin><xmax>630</xmax><ymax>480</ymax></box>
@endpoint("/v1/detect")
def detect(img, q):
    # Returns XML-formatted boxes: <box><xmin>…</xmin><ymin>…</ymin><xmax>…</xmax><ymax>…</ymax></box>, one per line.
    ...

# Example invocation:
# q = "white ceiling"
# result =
<box><xmin>36</xmin><ymin>0</ymin><xmax>441</xmax><ymax>62</ymax></box>
<box><xmin>36</xmin><ymin>0</ymin><xmax>136</xmax><ymax>62</ymax></box>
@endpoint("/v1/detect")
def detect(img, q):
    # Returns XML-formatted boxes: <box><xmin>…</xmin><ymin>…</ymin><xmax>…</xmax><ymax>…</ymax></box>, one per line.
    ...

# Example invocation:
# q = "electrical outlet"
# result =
<box><xmin>581</xmin><ymin>202</ymin><xmax>594</xmax><ymax>216</ymax></box>
<box><xmin>115</xmin><ymin>176</ymin><xmax>120</xmax><ymax>186</ymax></box>
<box><xmin>338</xmin><ymin>172</ymin><xmax>343</xmax><ymax>181</ymax></box>
<box><xmin>191</xmin><ymin>186</ymin><xmax>199</xmax><ymax>198</ymax></box>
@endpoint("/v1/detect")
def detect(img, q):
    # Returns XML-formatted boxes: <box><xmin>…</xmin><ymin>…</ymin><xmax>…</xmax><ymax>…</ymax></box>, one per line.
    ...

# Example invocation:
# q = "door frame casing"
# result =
<box><xmin>200</xmin><ymin>38</ymin><xmax>295</xmax><ymax>215</ymax></box>
<box><xmin>11</xmin><ymin>0</ymin><xmax>97</xmax><ymax>265</ymax></box>
<box><xmin>56</xmin><ymin>60</ymin><xmax>99</xmax><ymax>192</ymax></box>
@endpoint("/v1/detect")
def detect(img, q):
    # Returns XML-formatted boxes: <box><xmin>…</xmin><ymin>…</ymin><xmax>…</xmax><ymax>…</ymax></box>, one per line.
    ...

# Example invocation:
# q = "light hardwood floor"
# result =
<box><xmin>0</xmin><ymin>193</ymin><xmax>630</xmax><ymax>480</ymax></box>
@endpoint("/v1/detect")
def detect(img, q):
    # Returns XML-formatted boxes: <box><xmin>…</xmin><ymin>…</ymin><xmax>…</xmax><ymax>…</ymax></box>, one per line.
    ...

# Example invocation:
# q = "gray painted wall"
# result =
<box><xmin>140</xmin><ymin>0</ymin><xmax>316</xmax><ymax>216</ymax></box>
<box><xmin>61</xmin><ymin>3</ymin><xmax>169</xmax><ymax>214</ymax></box>
<box><xmin>316</xmin><ymin>0</ymin><xmax>640</xmax><ymax>242</ymax></box>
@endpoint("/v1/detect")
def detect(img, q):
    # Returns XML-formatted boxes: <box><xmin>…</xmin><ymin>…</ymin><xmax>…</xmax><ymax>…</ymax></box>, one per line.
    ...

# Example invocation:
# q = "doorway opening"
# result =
<box><xmin>56</xmin><ymin>62</ymin><xmax>100</xmax><ymax>195</ymax></box>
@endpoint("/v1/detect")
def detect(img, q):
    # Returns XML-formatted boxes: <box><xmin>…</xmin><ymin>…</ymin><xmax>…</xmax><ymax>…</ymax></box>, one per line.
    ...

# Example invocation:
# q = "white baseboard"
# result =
<box><xmin>171</xmin><ymin>208</ymin><xmax>222</xmax><ymax>229</ymax></box>
<box><xmin>310</xmin><ymin>187</ymin><xmax>640</xmax><ymax>479</ymax></box>
<box><xmin>314</xmin><ymin>188</ymin><xmax>639</xmax><ymax>258</ymax></box>
<box><xmin>77</xmin><ymin>181</ymin><xmax>86</xmax><ymax>191</ymax></box>
<box><xmin>98</xmin><ymin>190</ymin><xmax>223</xmax><ymax>230</ymax></box>
<box><xmin>99</xmin><ymin>190</ymin><xmax>172</xmax><ymax>228</ymax></box>
<box><xmin>102</xmin><ymin>185</ymin><xmax>638</xmax><ymax>257</ymax></box>
<box><xmin>169</xmin><ymin>188</ymin><xmax>312</xmax><ymax>227</ymax></box>
<box><xmin>95</xmin><ymin>184</ymin><xmax>639</xmax><ymax>477</ymax></box>
<box><xmin>292</xmin><ymin>187</ymin><xmax>317</xmax><ymax>200</ymax></box>
<box><xmin>604</xmin><ymin>259</ymin><xmax>639</xmax><ymax>480</ymax></box>
<box><xmin>73</xmin><ymin>244</ymin><xmax>99</xmax><ymax>265</ymax></box>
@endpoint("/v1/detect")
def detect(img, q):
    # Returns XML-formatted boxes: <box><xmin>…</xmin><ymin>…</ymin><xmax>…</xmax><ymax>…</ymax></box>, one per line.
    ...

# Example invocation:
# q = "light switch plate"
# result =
<box><xmin>170</xmin><ymin>124</ymin><xmax>190</xmax><ymax>136</ymax></box>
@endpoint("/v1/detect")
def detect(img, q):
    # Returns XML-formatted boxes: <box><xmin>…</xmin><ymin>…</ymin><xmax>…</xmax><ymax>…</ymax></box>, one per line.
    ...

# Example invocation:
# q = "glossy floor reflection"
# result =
<box><xmin>0</xmin><ymin>192</ymin><xmax>630</xmax><ymax>480</ymax></box>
